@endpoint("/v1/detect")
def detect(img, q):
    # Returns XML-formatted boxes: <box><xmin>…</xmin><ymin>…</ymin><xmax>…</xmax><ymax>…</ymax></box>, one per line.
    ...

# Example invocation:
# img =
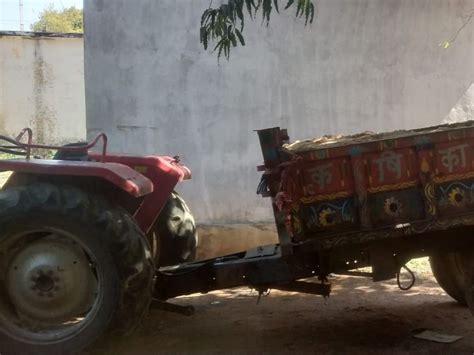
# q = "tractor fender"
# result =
<box><xmin>0</xmin><ymin>159</ymin><xmax>153</xmax><ymax>197</ymax></box>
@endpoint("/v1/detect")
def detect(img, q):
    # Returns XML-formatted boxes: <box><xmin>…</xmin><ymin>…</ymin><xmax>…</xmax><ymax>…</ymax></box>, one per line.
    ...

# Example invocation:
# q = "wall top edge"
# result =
<box><xmin>0</xmin><ymin>31</ymin><xmax>83</xmax><ymax>39</ymax></box>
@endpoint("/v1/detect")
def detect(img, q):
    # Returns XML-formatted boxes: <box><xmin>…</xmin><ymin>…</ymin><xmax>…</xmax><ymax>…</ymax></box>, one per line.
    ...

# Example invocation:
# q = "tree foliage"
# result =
<box><xmin>200</xmin><ymin>0</ymin><xmax>315</xmax><ymax>61</ymax></box>
<box><xmin>31</xmin><ymin>6</ymin><xmax>83</xmax><ymax>33</ymax></box>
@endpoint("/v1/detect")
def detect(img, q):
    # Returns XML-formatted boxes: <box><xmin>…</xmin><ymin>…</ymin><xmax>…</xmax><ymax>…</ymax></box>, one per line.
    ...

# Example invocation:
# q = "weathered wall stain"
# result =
<box><xmin>31</xmin><ymin>40</ymin><xmax>58</xmax><ymax>144</ymax></box>
<box><xmin>0</xmin><ymin>32</ymin><xmax>86</xmax><ymax>144</ymax></box>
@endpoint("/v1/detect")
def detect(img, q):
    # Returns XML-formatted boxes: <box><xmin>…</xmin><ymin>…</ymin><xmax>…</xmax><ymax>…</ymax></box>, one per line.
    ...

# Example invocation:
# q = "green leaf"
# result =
<box><xmin>274</xmin><ymin>0</ymin><xmax>279</xmax><ymax>13</ymax></box>
<box><xmin>262</xmin><ymin>0</ymin><xmax>272</xmax><ymax>24</ymax></box>
<box><xmin>235</xmin><ymin>0</ymin><xmax>245</xmax><ymax>30</ymax></box>
<box><xmin>235</xmin><ymin>29</ymin><xmax>246</xmax><ymax>45</ymax></box>
<box><xmin>295</xmin><ymin>0</ymin><xmax>302</xmax><ymax>17</ymax></box>
<box><xmin>305</xmin><ymin>0</ymin><xmax>311</xmax><ymax>24</ymax></box>
<box><xmin>200</xmin><ymin>0</ymin><xmax>315</xmax><ymax>61</ymax></box>
<box><xmin>214</xmin><ymin>38</ymin><xmax>225</xmax><ymax>52</ymax></box>
<box><xmin>285</xmin><ymin>0</ymin><xmax>295</xmax><ymax>10</ymax></box>
<box><xmin>217</xmin><ymin>43</ymin><xmax>224</xmax><ymax>61</ymax></box>
<box><xmin>229</xmin><ymin>33</ymin><xmax>238</xmax><ymax>47</ymax></box>
<box><xmin>200</xmin><ymin>27</ymin><xmax>208</xmax><ymax>50</ymax></box>
<box><xmin>201</xmin><ymin>9</ymin><xmax>212</xmax><ymax>26</ymax></box>
<box><xmin>245</xmin><ymin>0</ymin><xmax>256</xmax><ymax>17</ymax></box>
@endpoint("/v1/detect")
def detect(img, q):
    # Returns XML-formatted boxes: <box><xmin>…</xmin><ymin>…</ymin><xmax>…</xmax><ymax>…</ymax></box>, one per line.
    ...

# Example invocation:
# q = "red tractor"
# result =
<box><xmin>0</xmin><ymin>128</ymin><xmax>198</xmax><ymax>354</ymax></box>
<box><xmin>2</xmin><ymin>123</ymin><xmax>474</xmax><ymax>354</ymax></box>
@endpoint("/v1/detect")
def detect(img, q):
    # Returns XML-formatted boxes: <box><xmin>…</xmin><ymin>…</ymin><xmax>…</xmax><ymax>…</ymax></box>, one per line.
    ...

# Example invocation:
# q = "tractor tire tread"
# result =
<box><xmin>0</xmin><ymin>183</ymin><xmax>154</xmax><ymax>352</ymax></box>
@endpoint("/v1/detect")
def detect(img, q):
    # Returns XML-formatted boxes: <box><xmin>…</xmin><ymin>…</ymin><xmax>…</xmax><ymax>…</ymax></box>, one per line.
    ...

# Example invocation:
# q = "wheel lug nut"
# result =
<box><xmin>38</xmin><ymin>292</ymin><xmax>44</xmax><ymax>297</ymax></box>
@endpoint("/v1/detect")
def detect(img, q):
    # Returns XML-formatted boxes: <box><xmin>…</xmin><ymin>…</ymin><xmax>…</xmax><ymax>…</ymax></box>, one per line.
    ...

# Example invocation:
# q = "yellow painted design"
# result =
<box><xmin>433</xmin><ymin>171</ymin><xmax>474</xmax><ymax>184</ymax></box>
<box><xmin>424</xmin><ymin>182</ymin><xmax>436</xmax><ymax>216</ymax></box>
<box><xmin>421</xmin><ymin>158</ymin><xmax>430</xmax><ymax>174</ymax></box>
<box><xmin>292</xmin><ymin>202</ymin><xmax>300</xmax><ymax>212</ymax></box>
<box><xmin>292</xmin><ymin>216</ymin><xmax>302</xmax><ymax>234</ymax></box>
<box><xmin>319</xmin><ymin>208</ymin><xmax>336</xmax><ymax>227</ymax></box>
<box><xmin>367</xmin><ymin>180</ymin><xmax>417</xmax><ymax>194</ymax></box>
<box><xmin>448</xmin><ymin>187</ymin><xmax>466</xmax><ymax>206</ymax></box>
<box><xmin>301</xmin><ymin>191</ymin><xmax>350</xmax><ymax>204</ymax></box>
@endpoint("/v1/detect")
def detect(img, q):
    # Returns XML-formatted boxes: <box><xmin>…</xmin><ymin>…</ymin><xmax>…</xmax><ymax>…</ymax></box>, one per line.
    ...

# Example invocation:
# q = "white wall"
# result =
<box><xmin>84</xmin><ymin>0</ymin><xmax>474</xmax><ymax>225</ymax></box>
<box><xmin>0</xmin><ymin>32</ymin><xmax>86</xmax><ymax>144</ymax></box>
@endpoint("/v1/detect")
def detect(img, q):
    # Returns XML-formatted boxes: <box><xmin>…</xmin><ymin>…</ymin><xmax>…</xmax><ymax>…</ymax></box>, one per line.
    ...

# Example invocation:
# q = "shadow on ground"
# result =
<box><xmin>86</xmin><ymin>273</ymin><xmax>474</xmax><ymax>354</ymax></box>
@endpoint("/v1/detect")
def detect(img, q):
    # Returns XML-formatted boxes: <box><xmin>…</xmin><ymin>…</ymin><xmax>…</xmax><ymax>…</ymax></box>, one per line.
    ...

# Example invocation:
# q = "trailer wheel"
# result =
<box><xmin>463</xmin><ymin>251</ymin><xmax>474</xmax><ymax>315</ymax></box>
<box><xmin>153</xmin><ymin>192</ymin><xmax>198</xmax><ymax>266</ymax></box>
<box><xmin>0</xmin><ymin>183</ymin><xmax>154</xmax><ymax>354</ymax></box>
<box><xmin>429</xmin><ymin>253</ymin><xmax>467</xmax><ymax>305</ymax></box>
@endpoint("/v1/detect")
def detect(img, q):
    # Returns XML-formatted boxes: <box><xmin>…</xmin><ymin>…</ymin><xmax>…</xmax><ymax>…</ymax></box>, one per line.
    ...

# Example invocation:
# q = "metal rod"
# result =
<box><xmin>336</xmin><ymin>271</ymin><xmax>373</xmax><ymax>278</ymax></box>
<box><xmin>271</xmin><ymin>281</ymin><xmax>331</xmax><ymax>297</ymax></box>
<box><xmin>150</xmin><ymin>300</ymin><xmax>195</xmax><ymax>316</ymax></box>
<box><xmin>14</xmin><ymin>128</ymin><xmax>109</xmax><ymax>162</ymax></box>
<box><xmin>19</xmin><ymin>0</ymin><xmax>24</xmax><ymax>31</ymax></box>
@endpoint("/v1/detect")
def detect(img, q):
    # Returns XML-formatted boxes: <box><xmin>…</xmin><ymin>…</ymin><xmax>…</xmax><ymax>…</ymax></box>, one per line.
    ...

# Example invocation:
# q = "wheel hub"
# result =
<box><xmin>6</xmin><ymin>236</ymin><xmax>98</xmax><ymax>323</ymax></box>
<box><xmin>35</xmin><ymin>273</ymin><xmax>55</xmax><ymax>292</ymax></box>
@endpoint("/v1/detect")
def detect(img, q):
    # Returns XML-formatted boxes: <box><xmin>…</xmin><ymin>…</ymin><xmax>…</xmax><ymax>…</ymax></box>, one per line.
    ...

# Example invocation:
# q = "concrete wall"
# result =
<box><xmin>0</xmin><ymin>32</ymin><xmax>86</xmax><ymax>144</ymax></box>
<box><xmin>84</xmin><ymin>0</ymin><xmax>474</xmax><ymax>230</ymax></box>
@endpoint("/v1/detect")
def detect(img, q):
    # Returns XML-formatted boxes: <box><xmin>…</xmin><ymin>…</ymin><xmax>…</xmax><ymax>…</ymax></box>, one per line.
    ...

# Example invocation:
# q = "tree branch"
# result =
<box><xmin>200</xmin><ymin>0</ymin><xmax>315</xmax><ymax>61</ymax></box>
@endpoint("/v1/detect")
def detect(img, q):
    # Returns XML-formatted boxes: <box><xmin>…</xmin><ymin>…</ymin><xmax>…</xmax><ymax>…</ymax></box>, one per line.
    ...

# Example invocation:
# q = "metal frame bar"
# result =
<box><xmin>155</xmin><ymin>244</ymin><xmax>326</xmax><ymax>300</ymax></box>
<box><xmin>14</xmin><ymin>128</ymin><xmax>108</xmax><ymax>162</ymax></box>
<box><xmin>155</xmin><ymin>224</ymin><xmax>474</xmax><ymax>300</ymax></box>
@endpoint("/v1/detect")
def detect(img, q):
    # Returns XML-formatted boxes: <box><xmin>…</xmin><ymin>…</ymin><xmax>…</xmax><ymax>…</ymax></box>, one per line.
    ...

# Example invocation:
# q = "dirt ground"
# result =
<box><xmin>87</xmin><ymin>259</ymin><xmax>474</xmax><ymax>354</ymax></box>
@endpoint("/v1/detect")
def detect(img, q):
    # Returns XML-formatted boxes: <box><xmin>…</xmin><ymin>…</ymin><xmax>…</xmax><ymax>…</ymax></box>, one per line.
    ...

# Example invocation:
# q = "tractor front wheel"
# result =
<box><xmin>0</xmin><ymin>183</ymin><xmax>154</xmax><ymax>354</ymax></box>
<box><xmin>153</xmin><ymin>192</ymin><xmax>198</xmax><ymax>266</ymax></box>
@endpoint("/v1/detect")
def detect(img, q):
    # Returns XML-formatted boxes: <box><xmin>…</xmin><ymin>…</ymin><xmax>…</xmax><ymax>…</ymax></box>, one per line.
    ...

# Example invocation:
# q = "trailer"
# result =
<box><xmin>0</xmin><ymin>123</ymin><xmax>473</xmax><ymax>354</ymax></box>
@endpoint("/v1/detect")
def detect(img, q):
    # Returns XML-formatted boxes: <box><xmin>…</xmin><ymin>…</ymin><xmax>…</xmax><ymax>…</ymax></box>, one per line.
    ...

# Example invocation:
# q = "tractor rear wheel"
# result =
<box><xmin>153</xmin><ymin>192</ymin><xmax>198</xmax><ymax>266</ymax></box>
<box><xmin>430</xmin><ymin>252</ymin><xmax>467</xmax><ymax>305</ymax></box>
<box><xmin>0</xmin><ymin>183</ymin><xmax>154</xmax><ymax>354</ymax></box>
